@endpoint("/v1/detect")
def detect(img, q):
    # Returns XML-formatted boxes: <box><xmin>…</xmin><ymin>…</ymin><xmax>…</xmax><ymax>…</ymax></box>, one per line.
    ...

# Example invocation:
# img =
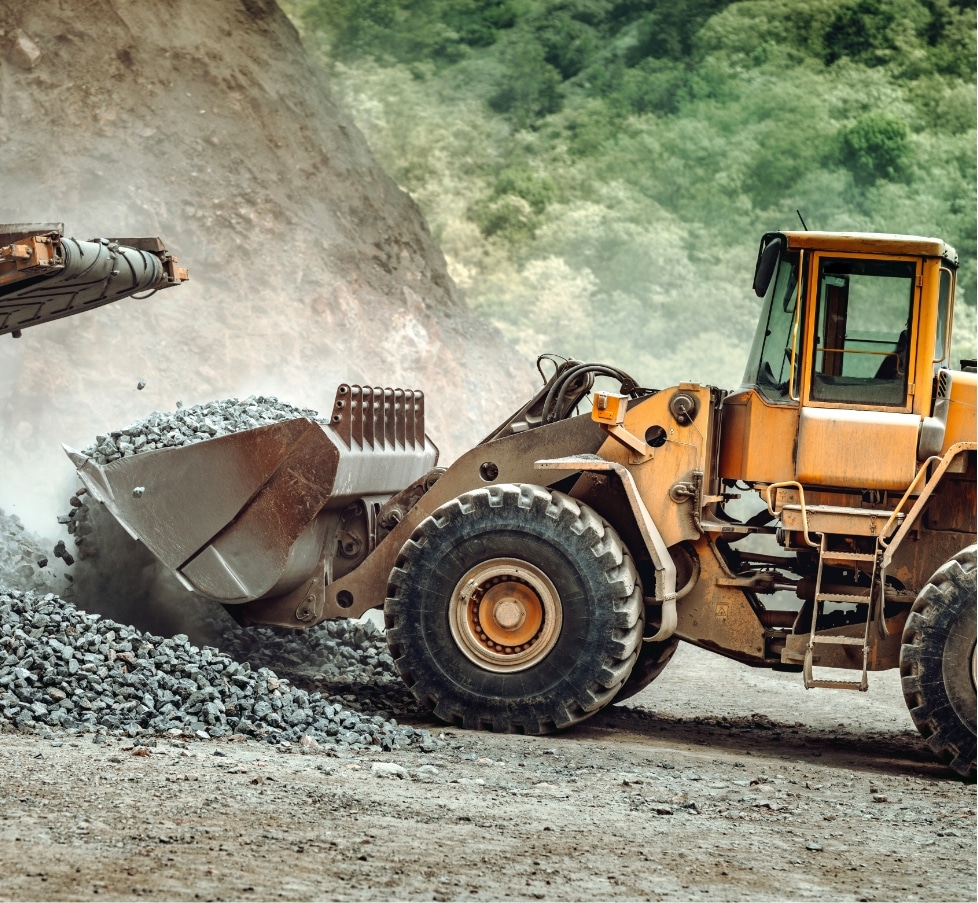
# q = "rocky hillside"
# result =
<box><xmin>0</xmin><ymin>0</ymin><xmax>533</xmax><ymax>534</ymax></box>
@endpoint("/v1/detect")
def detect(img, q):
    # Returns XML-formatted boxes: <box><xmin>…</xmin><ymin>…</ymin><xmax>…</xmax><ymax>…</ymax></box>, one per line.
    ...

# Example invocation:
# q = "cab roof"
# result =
<box><xmin>778</xmin><ymin>231</ymin><xmax>958</xmax><ymax>266</ymax></box>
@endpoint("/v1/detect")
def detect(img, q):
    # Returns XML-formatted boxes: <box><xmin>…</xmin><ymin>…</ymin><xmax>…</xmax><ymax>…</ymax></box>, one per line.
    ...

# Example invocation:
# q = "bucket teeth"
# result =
<box><xmin>331</xmin><ymin>383</ymin><xmax>425</xmax><ymax>451</ymax></box>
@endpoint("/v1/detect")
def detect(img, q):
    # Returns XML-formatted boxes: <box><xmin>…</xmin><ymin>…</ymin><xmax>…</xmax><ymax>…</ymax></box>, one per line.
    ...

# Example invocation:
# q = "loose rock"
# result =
<box><xmin>0</xmin><ymin>589</ymin><xmax>426</xmax><ymax>752</ymax></box>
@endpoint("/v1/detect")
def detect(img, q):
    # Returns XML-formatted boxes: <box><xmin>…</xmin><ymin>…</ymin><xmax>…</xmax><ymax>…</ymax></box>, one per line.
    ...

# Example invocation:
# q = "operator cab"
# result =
<box><xmin>745</xmin><ymin>230</ymin><xmax>957</xmax><ymax>411</ymax></box>
<box><xmin>720</xmin><ymin>230</ymin><xmax>959</xmax><ymax>488</ymax></box>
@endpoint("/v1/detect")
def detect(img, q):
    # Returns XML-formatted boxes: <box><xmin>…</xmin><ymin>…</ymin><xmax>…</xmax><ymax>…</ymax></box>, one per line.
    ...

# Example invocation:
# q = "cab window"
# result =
<box><xmin>752</xmin><ymin>254</ymin><xmax>800</xmax><ymax>402</ymax></box>
<box><xmin>933</xmin><ymin>268</ymin><xmax>952</xmax><ymax>373</ymax></box>
<box><xmin>809</xmin><ymin>258</ymin><xmax>915</xmax><ymax>407</ymax></box>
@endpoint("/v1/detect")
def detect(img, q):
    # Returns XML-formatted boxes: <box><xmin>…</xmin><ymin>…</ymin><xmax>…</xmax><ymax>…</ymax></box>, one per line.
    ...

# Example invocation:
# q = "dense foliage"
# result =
<box><xmin>283</xmin><ymin>0</ymin><xmax>976</xmax><ymax>389</ymax></box>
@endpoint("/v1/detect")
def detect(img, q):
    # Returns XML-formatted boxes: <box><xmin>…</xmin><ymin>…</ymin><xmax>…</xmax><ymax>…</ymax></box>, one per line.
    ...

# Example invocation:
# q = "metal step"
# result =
<box><xmin>816</xmin><ymin>592</ymin><xmax>872</xmax><ymax>605</ymax></box>
<box><xmin>805</xmin><ymin>676</ymin><xmax>869</xmax><ymax>691</ymax></box>
<box><xmin>820</xmin><ymin>551</ymin><xmax>877</xmax><ymax>563</ymax></box>
<box><xmin>801</xmin><ymin>533</ymin><xmax>876</xmax><ymax>692</ymax></box>
<box><xmin>781</xmin><ymin>504</ymin><xmax>903</xmax><ymax>538</ymax></box>
<box><xmin>803</xmin><ymin>644</ymin><xmax>869</xmax><ymax>691</ymax></box>
<box><xmin>809</xmin><ymin>635</ymin><xmax>865</xmax><ymax>647</ymax></box>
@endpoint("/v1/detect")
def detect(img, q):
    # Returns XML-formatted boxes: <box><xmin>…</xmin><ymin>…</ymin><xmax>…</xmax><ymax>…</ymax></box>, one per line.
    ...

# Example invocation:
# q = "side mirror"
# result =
<box><xmin>753</xmin><ymin>236</ymin><xmax>783</xmax><ymax>298</ymax></box>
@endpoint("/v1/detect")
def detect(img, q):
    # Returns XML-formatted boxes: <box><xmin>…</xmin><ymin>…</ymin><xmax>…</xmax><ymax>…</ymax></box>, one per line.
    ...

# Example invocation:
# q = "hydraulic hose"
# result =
<box><xmin>541</xmin><ymin>362</ymin><xmax>640</xmax><ymax>424</ymax></box>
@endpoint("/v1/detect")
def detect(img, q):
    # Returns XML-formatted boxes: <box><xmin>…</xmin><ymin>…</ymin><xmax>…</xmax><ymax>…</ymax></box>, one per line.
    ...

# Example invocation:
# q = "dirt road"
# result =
<box><xmin>0</xmin><ymin>645</ymin><xmax>973</xmax><ymax>902</ymax></box>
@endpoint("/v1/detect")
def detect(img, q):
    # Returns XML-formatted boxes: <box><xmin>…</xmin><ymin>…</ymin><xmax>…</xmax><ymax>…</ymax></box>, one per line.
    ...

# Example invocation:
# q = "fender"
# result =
<box><xmin>536</xmin><ymin>456</ymin><xmax>679</xmax><ymax>643</ymax></box>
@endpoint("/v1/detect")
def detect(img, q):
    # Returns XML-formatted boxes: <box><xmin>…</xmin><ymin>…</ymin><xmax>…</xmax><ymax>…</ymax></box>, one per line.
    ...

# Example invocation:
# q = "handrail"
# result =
<box><xmin>880</xmin><ymin>442</ymin><xmax>977</xmax><ymax>568</ymax></box>
<box><xmin>763</xmin><ymin>480</ymin><xmax>820</xmax><ymax>548</ymax></box>
<box><xmin>877</xmin><ymin>455</ymin><xmax>942</xmax><ymax>549</ymax></box>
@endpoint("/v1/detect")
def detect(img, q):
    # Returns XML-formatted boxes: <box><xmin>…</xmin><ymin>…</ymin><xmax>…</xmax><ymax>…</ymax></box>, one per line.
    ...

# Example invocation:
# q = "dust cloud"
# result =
<box><xmin>0</xmin><ymin>0</ymin><xmax>533</xmax><ymax>544</ymax></box>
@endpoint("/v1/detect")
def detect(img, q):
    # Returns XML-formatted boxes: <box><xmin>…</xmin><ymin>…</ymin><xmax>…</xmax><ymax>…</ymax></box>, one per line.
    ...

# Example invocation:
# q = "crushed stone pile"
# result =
<box><xmin>78</xmin><ymin>395</ymin><xmax>323</xmax><ymax>464</ymax></box>
<box><xmin>49</xmin><ymin>394</ymin><xmax>421</xmax><ymax>728</ymax></box>
<box><xmin>0</xmin><ymin>589</ymin><xmax>438</xmax><ymax>751</ymax></box>
<box><xmin>206</xmin><ymin>615</ymin><xmax>401</xmax><ymax>690</ymax></box>
<box><xmin>196</xmin><ymin>615</ymin><xmax>419</xmax><ymax>718</ymax></box>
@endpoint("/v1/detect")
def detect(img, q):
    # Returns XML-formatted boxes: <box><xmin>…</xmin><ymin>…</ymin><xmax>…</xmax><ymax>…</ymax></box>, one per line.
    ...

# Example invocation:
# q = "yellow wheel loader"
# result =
<box><xmin>66</xmin><ymin>231</ymin><xmax>977</xmax><ymax>779</ymax></box>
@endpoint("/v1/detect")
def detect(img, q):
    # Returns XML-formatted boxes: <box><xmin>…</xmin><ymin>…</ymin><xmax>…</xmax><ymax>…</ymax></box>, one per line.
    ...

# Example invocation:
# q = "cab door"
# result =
<box><xmin>794</xmin><ymin>252</ymin><xmax>922</xmax><ymax>491</ymax></box>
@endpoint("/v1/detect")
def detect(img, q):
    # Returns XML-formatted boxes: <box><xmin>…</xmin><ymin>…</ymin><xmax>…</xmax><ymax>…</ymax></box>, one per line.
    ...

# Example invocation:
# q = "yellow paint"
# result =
<box><xmin>782</xmin><ymin>231</ymin><xmax>955</xmax><ymax>261</ymax></box>
<box><xmin>795</xmin><ymin>407</ymin><xmax>919</xmax><ymax>490</ymax></box>
<box><xmin>718</xmin><ymin>389</ymin><xmax>797</xmax><ymax>484</ymax></box>
<box><xmin>591</xmin><ymin>392</ymin><xmax>628</xmax><ymax>425</ymax></box>
<box><xmin>595</xmin><ymin>385</ymin><xmax>715</xmax><ymax>547</ymax></box>
<box><xmin>944</xmin><ymin>370</ymin><xmax>977</xmax><ymax>451</ymax></box>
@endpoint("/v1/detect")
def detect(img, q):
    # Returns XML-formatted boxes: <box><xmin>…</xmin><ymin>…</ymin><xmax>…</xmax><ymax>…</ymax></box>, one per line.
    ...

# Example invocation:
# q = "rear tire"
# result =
<box><xmin>900</xmin><ymin>545</ymin><xmax>976</xmax><ymax>781</ymax></box>
<box><xmin>384</xmin><ymin>483</ymin><xmax>643</xmax><ymax>733</ymax></box>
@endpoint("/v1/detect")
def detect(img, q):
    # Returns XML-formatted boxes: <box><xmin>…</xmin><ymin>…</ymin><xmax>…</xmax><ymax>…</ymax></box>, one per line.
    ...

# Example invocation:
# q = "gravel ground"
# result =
<box><xmin>1</xmin><ymin>571</ymin><xmax>975</xmax><ymax>902</ymax></box>
<box><xmin>0</xmin><ymin>399</ymin><xmax>973</xmax><ymax>901</ymax></box>
<box><xmin>0</xmin><ymin>644</ymin><xmax>974</xmax><ymax>902</ymax></box>
<box><xmin>1</xmin><ymin>536</ymin><xmax>974</xmax><ymax>902</ymax></box>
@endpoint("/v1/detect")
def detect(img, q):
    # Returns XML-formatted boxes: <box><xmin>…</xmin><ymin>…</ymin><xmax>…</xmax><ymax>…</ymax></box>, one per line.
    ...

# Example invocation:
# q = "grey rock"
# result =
<box><xmin>0</xmin><ymin>588</ymin><xmax>423</xmax><ymax>752</ymax></box>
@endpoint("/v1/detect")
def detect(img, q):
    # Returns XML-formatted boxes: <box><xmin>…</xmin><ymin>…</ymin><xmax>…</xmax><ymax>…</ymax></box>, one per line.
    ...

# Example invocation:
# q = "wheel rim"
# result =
<box><xmin>449</xmin><ymin>557</ymin><xmax>563</xmax><ymax>673</ymax></box>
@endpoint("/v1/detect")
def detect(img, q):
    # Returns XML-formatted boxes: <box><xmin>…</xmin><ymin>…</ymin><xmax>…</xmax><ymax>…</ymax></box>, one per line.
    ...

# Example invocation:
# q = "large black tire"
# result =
<box><xmin>384</xmin><ymin>483</ymin><xmax>644</xmax><ymax>733</ymax></box>
<box><xmin>613</xmin><ymin>635</ymin><xmax>680</xmax><ymax>703</ymax></box>
<box><xmin>900</xmin><ymin>544</ymin><xmax>976</xmax><ymax>781</ymax></box>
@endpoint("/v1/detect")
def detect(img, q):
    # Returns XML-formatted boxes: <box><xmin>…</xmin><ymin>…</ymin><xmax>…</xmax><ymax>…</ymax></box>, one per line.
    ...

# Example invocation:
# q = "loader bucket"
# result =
<box><xmin>65</xmin><ymin>385</ymin><xmax>437</xmax><ymax>619</ymax></box>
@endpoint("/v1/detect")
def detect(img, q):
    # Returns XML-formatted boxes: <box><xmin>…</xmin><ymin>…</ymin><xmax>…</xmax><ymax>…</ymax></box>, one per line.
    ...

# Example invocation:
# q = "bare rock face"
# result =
<box><xmin>0</xmin><ymin>0</ymin><xmax>532</xmax><ymax>532</ymax></box>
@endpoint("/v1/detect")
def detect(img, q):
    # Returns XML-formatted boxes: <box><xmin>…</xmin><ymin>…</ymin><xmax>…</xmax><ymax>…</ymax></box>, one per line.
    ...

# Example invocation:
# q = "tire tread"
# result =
<box><xmin>385</xmin><ymin>483</ymin><xmax>644</xmax><ymax>735</ymax></box>
<box><xmin>899</xmin><ymin>545</ymin><xmax>976</xmax><ymax>781</ymax></box>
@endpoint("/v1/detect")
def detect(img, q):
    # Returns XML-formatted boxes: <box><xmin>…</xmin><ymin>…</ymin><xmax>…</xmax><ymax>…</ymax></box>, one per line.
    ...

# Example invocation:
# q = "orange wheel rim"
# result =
<box><xmin>449</xmin><ymin>558</ymin><xmax>562</xmax><ymax>673</ymax></box>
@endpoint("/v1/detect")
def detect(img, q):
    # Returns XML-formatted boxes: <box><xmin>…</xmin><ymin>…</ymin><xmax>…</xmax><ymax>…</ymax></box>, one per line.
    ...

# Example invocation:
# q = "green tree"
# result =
<box><xmin>301</xmin><ymin>0</ymin><xmax>398</xmax><ymax>59</ymax></box>
<box><xmin>488</xmin><ymin>38</ymin><xmax>563</xmax><ymax>126</ymax></box>
<box><xmin>839</xmin><ymin>111</ymin><xmax>911</xmax><ymax>183</ymax></box>
<box><xmin>284</xmin><ymin>0</ymin><xmax>977</xmax><ymax>376</ymax></box>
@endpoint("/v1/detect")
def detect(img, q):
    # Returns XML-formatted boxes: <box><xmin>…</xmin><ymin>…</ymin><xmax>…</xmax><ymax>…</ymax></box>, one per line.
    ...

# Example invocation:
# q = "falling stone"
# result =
<box><xmin>9</xmin><ymin>31</ymin><xmax>42</xmax><ymax>70</ymax></box>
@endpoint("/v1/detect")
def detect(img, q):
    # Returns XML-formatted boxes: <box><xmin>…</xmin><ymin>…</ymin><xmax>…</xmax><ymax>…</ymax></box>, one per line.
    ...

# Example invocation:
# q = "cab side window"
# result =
<box><xmin>933</xmin><ymin>268</ymin><xmax>952</xmax><ymax>374</ymax></box>
<box><xmin>755</xmin><ymin>255</ymin><xmax>799</xmax><ymax>402</ymax></box>
<box><xmin>810</xmin><ymin>258</ymin><xmax>915</xmax><ymax>407</ymax></box>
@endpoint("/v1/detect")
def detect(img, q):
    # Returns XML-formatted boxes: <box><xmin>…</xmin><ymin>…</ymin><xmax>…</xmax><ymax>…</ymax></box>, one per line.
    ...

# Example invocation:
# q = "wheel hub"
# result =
<box><xmin>491</xmin><ymin>596</ymin><xmax>525</xmax><ymax>631</ymax></box>
<box><xmin>449</xmin><ymin>558</ymin><xmax>562</xmax><ymax>673</ymax></box>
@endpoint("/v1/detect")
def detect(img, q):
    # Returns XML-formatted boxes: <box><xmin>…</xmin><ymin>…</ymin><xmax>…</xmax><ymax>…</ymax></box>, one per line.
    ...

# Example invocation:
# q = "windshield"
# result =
<box><xmin>743</xmin><ymin>251</ymin><xmax>800</xmax><ymax>402</ymax></box>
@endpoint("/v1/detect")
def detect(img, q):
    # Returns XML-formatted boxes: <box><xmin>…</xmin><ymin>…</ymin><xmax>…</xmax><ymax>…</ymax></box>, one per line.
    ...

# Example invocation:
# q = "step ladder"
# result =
<box><xmin>803</xmin><ymin>535</ymin><xmax>881</xmax><ymax>691</ymax></box>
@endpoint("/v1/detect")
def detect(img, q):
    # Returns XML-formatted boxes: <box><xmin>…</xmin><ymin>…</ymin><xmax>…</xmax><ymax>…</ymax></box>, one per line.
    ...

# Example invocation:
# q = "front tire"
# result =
<box><xmin>900</xmin><ymin>545</ymin><xmax>976</xmax><ymax>781</ymax></box>
<box><xmin>614</xmin><ymin>636</ymin><xmax>680</xmax><ymax>703</ymax></box>
<box><xmin>384</xmin><ymin>483</ymin><xmax>643</xmax><ymax>733</ymax></box>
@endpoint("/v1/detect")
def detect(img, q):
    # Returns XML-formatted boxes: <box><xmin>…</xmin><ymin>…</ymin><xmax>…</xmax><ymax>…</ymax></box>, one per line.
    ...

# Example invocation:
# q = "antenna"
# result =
<box><xmin>796</xmin><ymin>209</ymin><xmax>809</xmax><ymax>231</ymax></box>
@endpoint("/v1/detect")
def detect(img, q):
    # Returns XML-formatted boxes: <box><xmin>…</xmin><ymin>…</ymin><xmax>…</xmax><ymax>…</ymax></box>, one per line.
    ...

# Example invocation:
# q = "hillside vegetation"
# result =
<box><xmin>282</xmin><ymin>0</ymin><xmax>976</xmax><ymax>390</ymax></box>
